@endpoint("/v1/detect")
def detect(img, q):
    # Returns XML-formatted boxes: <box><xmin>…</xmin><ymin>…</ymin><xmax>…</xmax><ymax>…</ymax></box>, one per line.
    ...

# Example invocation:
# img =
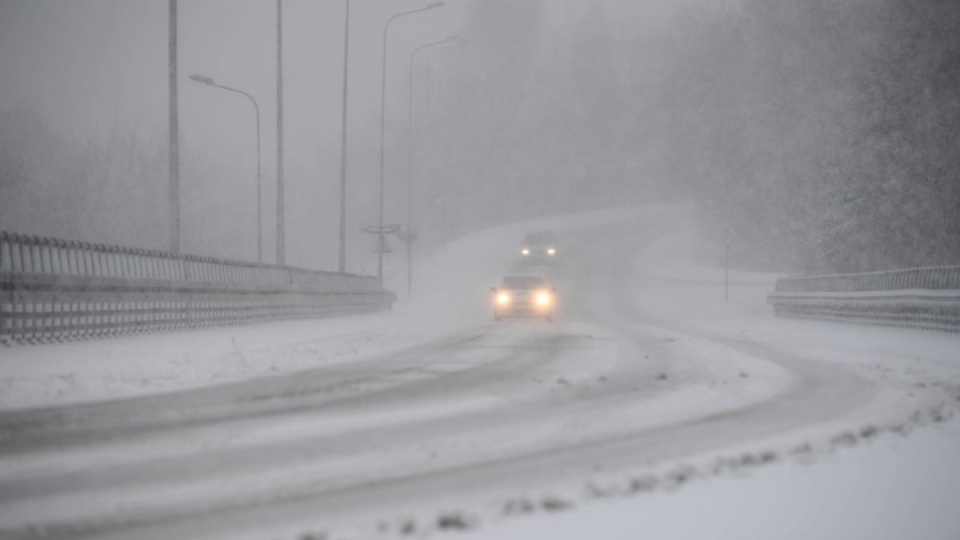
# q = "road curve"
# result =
<box><xmin>0</xmin><ymin>212</ymin><xmax>877</xmax><ymax>540</ymax></box>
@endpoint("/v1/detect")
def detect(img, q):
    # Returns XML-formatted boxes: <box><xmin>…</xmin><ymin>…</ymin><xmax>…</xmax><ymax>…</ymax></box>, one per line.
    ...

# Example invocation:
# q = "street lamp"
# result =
<box><xmin>169</xmin><ymin>0</ymin><xmax>180</xmax><ymax>255</ymax></box>
<box><xmin>337</xmin><ymin>0</ymin><xmax>352</xmax><ymax>273</ymax></box>
<box><xmin>405</xmin><ymin>35</ymin><xmax>457</xmax><ymax>296</ymax></box>
<box><xmin>277</xmin><ymin>0</ymin><xmax>285</xmax><ymax>266</ymax></box>
<box><xmin>377</xmin><ymin>1</ymin><xmax>444</xmax><ymax>287</ymax></box>
<box><xmin>189</xmin><ymin>73</ymin><xmax>263</xmax><ymax>263</ymax></box>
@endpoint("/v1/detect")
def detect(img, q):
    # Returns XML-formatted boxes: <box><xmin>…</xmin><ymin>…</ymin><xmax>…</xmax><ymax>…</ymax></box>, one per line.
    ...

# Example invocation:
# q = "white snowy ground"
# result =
<box><xmin>460</xmin><ymin>421</ymin><xmax>960</xmax><ymax>540</ymax></box>
<box><xmin>1</xmin><ymin>203</ymin><xmax>959</xmax><ymax>540</ymax></box>
<box><xmin>456</xmin><ymin>216</ymin><xmax>960</xmax><ymax>540</ymax></box>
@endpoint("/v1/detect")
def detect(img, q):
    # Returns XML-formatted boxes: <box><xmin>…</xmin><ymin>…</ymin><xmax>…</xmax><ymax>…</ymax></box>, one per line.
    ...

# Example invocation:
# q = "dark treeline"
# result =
<box><xmin>417</xmin><ymin>0</ymin><xmax>960</xmax><ymax>273</ymax></box>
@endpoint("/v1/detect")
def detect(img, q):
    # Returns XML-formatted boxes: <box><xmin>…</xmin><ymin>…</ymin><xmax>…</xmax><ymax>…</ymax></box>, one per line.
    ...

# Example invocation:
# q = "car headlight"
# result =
<box><xmin>521</xmin><ymin>248</ymin><xmax>530</xmax><ymax>256</ymax></box>
<box><xmin>497</xmin><ymin>292</ymin><xmax>511</xmax><ymax>305</ymax></box>
<box><xmin>535</xmin><ymin>291</ymin><xmax>552</xmax><ymax>306</ymax></box>
<box><xmin>547</xmin><ymin>247</ymin><xmax>556</xmax><ymax>255</ymax></box>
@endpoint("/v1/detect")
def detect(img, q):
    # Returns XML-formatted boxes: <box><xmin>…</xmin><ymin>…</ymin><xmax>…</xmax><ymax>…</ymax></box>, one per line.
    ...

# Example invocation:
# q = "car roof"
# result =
<box><xmin>500</xmin><ymin>275</ymin><xmax>547</xmax><ymax>288</ymax></box>
<box><xmin>522</xmin><ymin>231</ymin><xmax>556</xmax><ymax>243</ymax></box>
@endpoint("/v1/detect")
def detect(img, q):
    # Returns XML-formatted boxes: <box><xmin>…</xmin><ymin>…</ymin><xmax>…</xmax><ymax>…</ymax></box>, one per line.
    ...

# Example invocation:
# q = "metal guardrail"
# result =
<box><xmin>773</xmin><ymin>266</ymin><xmax>960</xmax><ymax>293</ymax></box>
<box><xmin>768</xmin><ymin>265</ymin><xmax>960</xmax><ymax>332</ymax></box>
<box><xmin>0</xmin><ymin>231</ymin><xmax>395</xmax><ymax>344</ymax></box>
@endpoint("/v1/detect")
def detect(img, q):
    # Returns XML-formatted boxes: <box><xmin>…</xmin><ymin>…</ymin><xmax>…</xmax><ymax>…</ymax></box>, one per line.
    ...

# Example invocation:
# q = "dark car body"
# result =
<box><xmin>491</xmin><ymin>275</ymin><xmax>556</xmax><ymax>321</ymax></box>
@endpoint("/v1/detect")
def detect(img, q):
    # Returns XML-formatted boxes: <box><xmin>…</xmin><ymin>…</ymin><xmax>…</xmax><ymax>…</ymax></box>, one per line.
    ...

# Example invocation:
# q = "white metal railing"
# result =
<box><xmin>773</xmin><ymin>265</ymin><xmax>960</xmax><ymax>293</ymax></box>
<box><xmin>768</xmin><ymin>265</ymin><xmax>960</xmax><ymax>332</ymax></box>
<box><xmin>0</xmin><ymin>231</ymin><xmax>394</xmax><ymax>344</ymax></box>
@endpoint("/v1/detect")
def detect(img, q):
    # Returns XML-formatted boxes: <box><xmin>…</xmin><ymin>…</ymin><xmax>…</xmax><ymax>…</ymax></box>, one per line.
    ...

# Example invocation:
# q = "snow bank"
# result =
<box><xmin>459</xmin><ymin>419</ymin><xmax>960</xmax><ymax>540</ymax></box>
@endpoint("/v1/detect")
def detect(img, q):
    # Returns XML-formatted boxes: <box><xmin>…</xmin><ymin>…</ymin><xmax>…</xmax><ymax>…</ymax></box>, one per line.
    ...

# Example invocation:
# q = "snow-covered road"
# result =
<box><xmin>1</xmin><ymin>205</ymin><xmax>958</xmax><ymax>539</ymax></box>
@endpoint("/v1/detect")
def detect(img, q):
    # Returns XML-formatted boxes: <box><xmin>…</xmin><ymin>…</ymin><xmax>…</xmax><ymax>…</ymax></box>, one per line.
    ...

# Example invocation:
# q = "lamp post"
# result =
<box><xmin>377</xmin><ymin>1</ymin><xmax>444</xmax><ymax>287</ymax></box>
<box><xmin>168</xmin><ymin>0</ymin><xmax>179</xmax><ymax>254</ymax></box>
<box><xmin>405</xmin><ymin>35</ymin><xmax>457</xmax><ymax>296</ymax></box>
<box><xmin>337</xmin><ymin>0</ymin><xmax>351</xmax><ymax>273</ymax></box>
<box><xmin>277</xmin><ymin>0</ymin><xmax>285</xmax><ymax>266</ymax></box>
<box><xmin>189</xmin><ymin>74</ymin><xmax>263</xmax><ymax>263</ymax></box>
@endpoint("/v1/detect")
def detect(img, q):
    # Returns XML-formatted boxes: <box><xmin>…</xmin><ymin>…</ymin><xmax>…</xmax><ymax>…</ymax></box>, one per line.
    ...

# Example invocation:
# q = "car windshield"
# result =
<box><xmin>523</xmin><ymin>232</ymin><xmax>556</xmax><ymax>245</ymax></box>
<box><xmin>501</xmin><ymin>276</ymin><xmax>546</xmax><ymax>290</ymax></box>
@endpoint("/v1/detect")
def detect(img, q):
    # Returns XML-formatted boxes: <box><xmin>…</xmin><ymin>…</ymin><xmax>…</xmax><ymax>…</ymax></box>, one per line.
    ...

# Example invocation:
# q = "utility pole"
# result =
<box><xmin>276</xmin><ymin>0</ymin><xmax>285</xmax><ymax>265</ymax></box>
<box><xmin>337</xmin><ymin>0</ymin><xmax>351</xmax><ymax>273</ymax></box>
<box><xmin>725</xmin><ymin>241</ymin><xmax>729</xmax><ymax>303</ymax></box>
<box><xmin>723</xmin><ymin>226</ymin><xmax>736</xmax><ymax>303</ymax></box>
<box><xmin>168</xmin><ymin>0</ymin><xmax>180</xmax><ymax>254</ymax></box>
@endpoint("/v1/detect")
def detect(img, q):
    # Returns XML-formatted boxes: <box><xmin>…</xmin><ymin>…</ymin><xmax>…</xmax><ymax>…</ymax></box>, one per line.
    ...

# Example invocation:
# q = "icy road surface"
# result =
<box><xmin>1</xmin><ymin>205</ymin><xmax>959</xmax><ymax>539</ymax></box>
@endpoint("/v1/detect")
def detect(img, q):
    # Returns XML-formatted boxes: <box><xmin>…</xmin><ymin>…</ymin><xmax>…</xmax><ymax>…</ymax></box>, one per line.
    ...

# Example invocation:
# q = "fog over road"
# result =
<box><xmin>3</xmin><ymin>207</ymin><xmax>956</xmax><ymax>540</ymax></box>
<box><xmin>2</xmin><ymin>0</ymin><xmax>959</xmax><ymax>536</ymax></box>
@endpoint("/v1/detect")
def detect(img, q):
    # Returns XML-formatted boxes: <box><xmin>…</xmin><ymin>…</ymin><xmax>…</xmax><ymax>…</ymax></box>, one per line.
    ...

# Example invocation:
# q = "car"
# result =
<box><xmin>490</xmin><ymin>275</ymin><xmax>556</xmax><ymax>321</ymax></box>
<box><xmin>519</xmin><ymin>231</ymin><xmax>559</xmax><ymax>263</ymax></box>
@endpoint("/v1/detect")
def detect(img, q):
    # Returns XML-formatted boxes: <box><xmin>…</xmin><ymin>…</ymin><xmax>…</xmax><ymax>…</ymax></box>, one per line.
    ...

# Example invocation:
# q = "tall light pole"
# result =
<box><xmin>378</xmin><ymin>1</ymin><xmax>444</xmax><ymax>287</ymax></box>
<box><xmin>405</xmin><ymin>35</ymin><xmax>457</xmax><ymax>296</ymax></box>
<box><xmin>189</xmin><ymin>74</ymin><xmax>263</xmax><ymax>263</ymax></box>
<box><xmin>337</xmin><ymin>0</ymin><xmax>351</xmax><ymax>273</ymax></box>
<box><xmin>276</xmin><ymin>0</ymin><xmax>285</xmax><ymax>266</ymax></box>
<box><xmin>168</xmin><ymin>0</ymin><xmax>180</xmax><ymax>254</ymax></box>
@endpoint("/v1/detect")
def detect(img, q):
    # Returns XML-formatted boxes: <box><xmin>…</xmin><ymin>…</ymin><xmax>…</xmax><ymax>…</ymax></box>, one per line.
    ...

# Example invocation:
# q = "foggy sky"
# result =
<box><xmin>1</xmin><ymin>0</ymin><xmax>466</xmax><ymax>178</ymax></box>
<box><xmin>0</xmin><ymin>0</ymin><xmax>696</xmax><ymax>273</ymax></box>
<box><xmin>0</xmin><ymin>0</ymin><xmax>685</xmax><ymax>178</ymax></box>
